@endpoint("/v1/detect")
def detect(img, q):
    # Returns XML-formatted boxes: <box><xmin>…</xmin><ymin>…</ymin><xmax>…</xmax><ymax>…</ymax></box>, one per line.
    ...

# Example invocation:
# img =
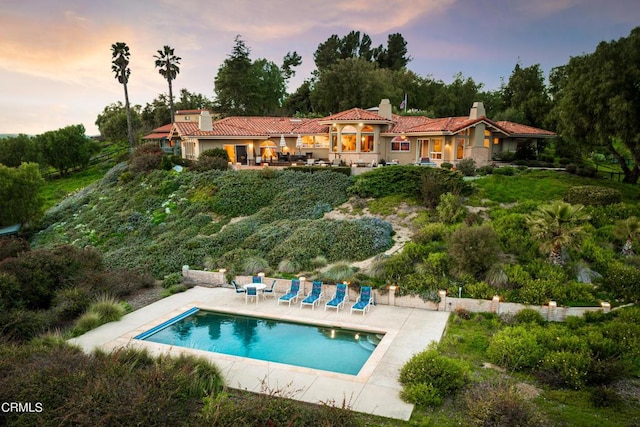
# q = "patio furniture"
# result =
<box><xmin>245</xmin><ymin>285</ymin><xmax>259</xmax><ymax>304</ymax></box>
<box><xmin>262</xmin><ymin>279</ymin><xmax>277</xmax><ymax>299</ymax></box>
<box><xmin>300</xmin><ymin>281</ymin><xmax>324</xmax><ymax>310</ymax></box>
<box><xmin>232</xmin><ymin>280</ymin><xmax>246</xmax><ymax>296</ymax></box>
<box><xmin>417</xmin><ymin>157</ymin><xmax>437</xmax><ymax>167</ymax></box>
<box><xmin>278</xmin><ymin>279</ymin><xmax>301</xmax><ymax>306</ymax></box>
<box><xmin>252</xmin><ymin>275</ymin><xmax>262</xmax><ymax>284</ymax></box>
<box><xmin>350</xmin><ymin>286</ymin><xmax>373</xmax><ymax>315</ymax></box>
<box><xmin>325</xmin><ymin>283</ymin><xmax>347</xmax><ymax>312</ymax></box>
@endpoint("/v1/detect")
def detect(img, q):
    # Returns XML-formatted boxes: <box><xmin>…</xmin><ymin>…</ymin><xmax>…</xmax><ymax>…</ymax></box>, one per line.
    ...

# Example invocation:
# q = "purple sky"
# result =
<box><xmin>1</xmin><ymin>0</ymin><xmax>638</xmax><ymax>135</ymax></box>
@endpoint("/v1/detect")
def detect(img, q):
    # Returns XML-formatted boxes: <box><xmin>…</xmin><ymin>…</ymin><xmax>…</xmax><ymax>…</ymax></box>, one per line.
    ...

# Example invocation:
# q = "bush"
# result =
<box><xmin>477</xmin><ymin>165</ymin><xmax>495</xmax><ymax>175</ymax></box>
<box><xmin>599</xmin><ymin>261</ymin><xmax>640</xmax><ymax>302</ymax></box>
<box><xmin>456</xmin><ymin>158</ymin><xmax>477</xmax><ymax>176</ymax></box>
<box><xmin>536</xmin><ymin>350</ymin><xmax>591</xmax><ymax>389</ymax></box>
<box><xmin>400</xmin><ymin>383</ymin><xmax>443</xmax><ymax>406</ymax></box>
<box><xmin>447</xmin><ymin>225</ymin><xmax>502</xmax><ymax>279</ymax></box>
<box><xmin>88</xmin><ymin>294</ymin><xmax>125</xmax><ymax>323</ymax></box>
<box><xmin>162</xmin><ymin>272</ymin><xmax>182</xmax><ymax>288</ymax></box>
<box><xmin>486</xmin><ymin>325</ymin><xmax>544</xmax><ymax>371</ymax></box>
<box><xmin>514</xmin><ymin>308</ymin><xmax>545</xmax><ymax>325</ymax></box>
<box><xmin>199</xmin><ymin>148</ymin><xmax>230</xmax><ymax>161</ymax></box>
<box><xmin>0</xmin><ymin>237</ymin><xmax>30</xmax><ymax>261</ymax></box>
<box><xmin>129</xmin><ymin>143</ymin><xmax>165</xmax><ymax>174</ymax></box>
<box><xmin>576</xmin><ymin>165</ymin><xmax>597</xmax><ymax>177</ymax></box>
<box><xmin>565</xmin><ymin>163</ymin><xmax>577</xmax><ymax>174</ymax></box>
<box><xmin>436</xmin><ymin>193</ymin><xmax>466</xmax><ymax>224</ymax></box>
<box><xmin>399</xmin><ymin>347</ymin><xmax>470</xmax><ymax>399</ymax></box>
<box><xmin>463</xmin><ymin>381</ymin><xmax>546</xmax><ymax>427</ymax></box>
<box><xmin>495</xmin><ymin>151</ymin><xmax>516</xmax><ymax>162</ymax></box>
<box><xmin>493</xmin><ymin>166</ymin><xmax>517</xmax><ymax>176</ymax></box>
<box><xmin>191</xmin><ymin>155</ymin><xmax>229</xmax><ymax>171</ymax></box>
<box><xmin>566</xmin><ymin>185</ymin><xmax>622</xmax><ymax>207</ymax></box>
<box><xmin>440</xmin><ymin>162</ymin><xmax>453</xmax><ymax>170</ymax></box>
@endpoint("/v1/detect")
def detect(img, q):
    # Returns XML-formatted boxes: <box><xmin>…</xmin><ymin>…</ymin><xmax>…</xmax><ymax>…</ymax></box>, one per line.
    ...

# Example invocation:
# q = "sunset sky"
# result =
<box><xmin>1</xmin><ymin>0</ymin><xmax>638</xmax><ymax>136</ymax></box>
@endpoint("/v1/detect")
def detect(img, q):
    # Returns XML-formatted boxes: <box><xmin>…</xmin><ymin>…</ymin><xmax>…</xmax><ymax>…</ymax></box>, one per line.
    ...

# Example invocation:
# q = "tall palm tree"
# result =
<box><xmin>526</xmin><ymin>200</ymin><xmax>591</xmax><ymax>265</ymax></box>
<box><xmin>111</xmin><ymin>42</ymin><xmax>134</xmax><ymax>151</ymax></box>
<box><xmin>154</xmin><ymin>45</ymin><xmax>181</xmax><ymax>123</ymax></box>
<box><xmin>613</xmin><ymin>216</ymin><xmax>640</xmax><ymax>256</ymax></box>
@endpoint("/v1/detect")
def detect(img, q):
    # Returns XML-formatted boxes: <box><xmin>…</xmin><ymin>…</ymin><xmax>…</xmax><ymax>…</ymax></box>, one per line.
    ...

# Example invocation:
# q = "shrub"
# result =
<box><xmin>89</xmin><ymin>294</ymin><xmax>125</xmax><ymax>323</ymax></box>
<box><xmin>576</xmin><ymin>165</ymin><xmax>597</xmax><ymax>177</ymax></box>
<box><xmin>447</xmin><ymin>225</ymin><xmax>502</xmax><ymax>279</ymax></box>
<box><xmin>199</xmin><ymin>148</ymin><xmax>230</xmax><ymax>161</ymax></box>
<box><xmin>0</xmin><ymin>237</ymin><xmax>30</xmax><ymax>261</ymax></box>
<box><xmin>277</xmin><ymin>259</ymin><xmax>299</xmax><ymax>274</ymax></box>
<box><xmin>191</xmin><ymin>155</ymin><xmax>229</xmax><ymax>171</ymax></box>
<box><xmin>486</xmin><ymin>325</ymin><xmax>544</xmax><ymax>370</ymax></box>
<box><xmin>129</xmin><ymin>143</ymin><xmax>165</xmax><ymax>174</ymax></box>
<box><xmin>536</xmin><ymin>350</ymin><xmax>591</xmax><ymax>389</ymax></box>
<box><xmin>493</xmin><ymin>166</ymin><xmax>517</xmax><ymax>176</ymax></box>
<box><xmin>599</xmin><ymin>261</ymin><xmax>640</xmax><ymax>302</ymax></box>
<box><xmin>400</xmin><ymin>383</ymin><xmax>443</xmax><ymax>407</ymax></box>
<box><xmin>495</xmin><ymin>151</ymin><xmax>516</xmax><ymax>162</ymax></box>
<box><xmin>51</xmin><ymin>286</ymin><xmax>92</xmax><ymax>322</ymax></box>
<box><xmin>456</xmin><ymin>158</ymin><xmax>477</xmax><ymax>176</ymax></box>
<box><xmin>436</xmin><ymin>193</ymin><xmax>467</xmax><ymax>224</ymax></box>
<box><xmin>399</xmin><ymin>347</ymin><xmax>470</xmax><ymax>399</ymax></box>
<box><xmin>72</xmin><ymin>311</ymin><xmax>102</xmax><ymax>335</ymax></box>
<box><xmin>514</xmin><ymin>308</ymin><xmax>546</xmax><ymax>325</ymax></box>
<box><xmin>463</xmin><ymin>381</ymin><xmax>546</xmax><ymax>427</ymax></box>
<box><xmin>439</xmin><ymin>162</ymin><xmax>453</xmax><ymax>170</ymax></box>
<box><xmin>162</xmin><ymin>272</ymin><xmax>182</xmax><ymax>288</ymax></box>
<box><xmin>566</xmin><ymin>185</ymin><xmax>622</xmax><ymax>207</ymax></box>
<box><xmin>477</xmin><ymin>165</ymin><xmax>495</xmax><ymax>175</ymax></box>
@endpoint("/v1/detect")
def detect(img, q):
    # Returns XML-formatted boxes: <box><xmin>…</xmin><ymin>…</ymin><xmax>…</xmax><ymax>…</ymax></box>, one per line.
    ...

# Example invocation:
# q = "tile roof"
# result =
<box><xmin>173</xmin><ymin>116</ymin><xmax>328</xmax><ymax>138</ymax></box>
<box><xmin>496</xmin><ymin>121</ymin><xmax>556</xmax><ymax>137</ymax></box>
<box><xmin>320</xmin><ymin>108</ymin><xmax>392</xmax><ymax>122</ymax></box>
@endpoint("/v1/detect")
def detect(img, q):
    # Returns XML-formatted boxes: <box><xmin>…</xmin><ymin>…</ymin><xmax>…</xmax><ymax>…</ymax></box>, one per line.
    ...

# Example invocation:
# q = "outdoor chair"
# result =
<box><xmin>278</xmin><ymin>279</ymin><xmax>301</xmax><ymax>306</ymax></box>
<box><xmin>252</xmin><ymin>275</ymin><xmax>263</xmax><ymax>284</ymax></box>
<box><xmin>325</xmin><ymin>283</ymin><xmax>347</xmax><ymax>312</ymax></box>
<box><xmin>232</xmin><ymin>280</ymin><xmax>246</xmax><ymax>296</ymax></box>
<box><xmin>245</xmin><ymin>285</ymin><xmax>259</xmax><ymax>304</ymax></box>
<box><xmin>350</xmin><ymin>286</ymin><xmax>373</xmax><ymax>315</ymax></box>
<box><xmin>262</xmin><ymin>279</ymin><xmax>277</xmax><ymax>299</ymax></box>
<box><xmin>300</xmin><ymin>281</ymin><xmax>324</xmax><ymax>310</ymax></box>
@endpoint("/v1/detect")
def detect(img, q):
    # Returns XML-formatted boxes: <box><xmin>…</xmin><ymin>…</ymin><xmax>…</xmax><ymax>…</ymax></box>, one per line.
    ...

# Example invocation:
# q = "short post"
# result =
<box><xmin>548</xmin><ymin>301</ymin><xmax>557</xmax><ymax>321</ymax></box>
<box><xmin>600</xmin><ymin>301</ymin><xmax>611</xmax><ymax>314</ymax></box>
<box><xmin>388</xmin><ymin>285</ymin><xmax>397</xmax><ymax>306</ymax></box>
<box><xmin>491</xmin><ymin>295</ymin><xmax>500</xmax><ymax>313</ymax></box>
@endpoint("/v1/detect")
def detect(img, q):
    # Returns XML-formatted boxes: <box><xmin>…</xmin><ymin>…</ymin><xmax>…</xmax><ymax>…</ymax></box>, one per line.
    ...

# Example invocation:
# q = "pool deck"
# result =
<box><xmin>69</xmin><ymin>286</ymin><xmax>450</xmax><ymax>421</ymax></box>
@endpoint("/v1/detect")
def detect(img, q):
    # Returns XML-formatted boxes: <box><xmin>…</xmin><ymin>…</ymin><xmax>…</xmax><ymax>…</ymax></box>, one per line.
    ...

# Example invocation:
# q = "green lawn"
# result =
<box><xmin>470</xmin><ymin>169</ymin><xmax>640</xmax><ymax>205</ymax></box>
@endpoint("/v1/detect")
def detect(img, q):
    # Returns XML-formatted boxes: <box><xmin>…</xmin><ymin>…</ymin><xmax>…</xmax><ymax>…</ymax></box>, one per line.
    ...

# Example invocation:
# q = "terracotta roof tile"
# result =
<box><xmin>321</xmin><ymin>108</ymin><xmax>391</xmax><ymax>122</ymax></box>
<box><xmin>496</xmin><ymin>121</ymin><xmax>556</xmax><ymax>137</ymax></box>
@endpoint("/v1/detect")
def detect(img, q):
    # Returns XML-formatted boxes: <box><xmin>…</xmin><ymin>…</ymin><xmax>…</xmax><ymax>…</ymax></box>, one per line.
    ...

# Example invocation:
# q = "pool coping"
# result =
<box><xmin>69</xmin><ymin>286</ymin><xmax>450</xmax><ymax>421</ymax></box>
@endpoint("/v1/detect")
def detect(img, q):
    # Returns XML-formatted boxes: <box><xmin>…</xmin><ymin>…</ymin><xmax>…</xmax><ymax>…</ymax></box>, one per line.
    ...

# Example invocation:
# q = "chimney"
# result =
<box><xmin>469</xmin><ymin>102</ymin><xmax>486</xmax><ymax>119</ymax></box>
<box><xmin>199</xmin><ymin>110</ymin><xmax>213</xmax><ymax>131</ymax></box>
<box><xmin>379</xmin><ymin>99</ymin><xmax>392</xmax><ymax>120</ymax></box>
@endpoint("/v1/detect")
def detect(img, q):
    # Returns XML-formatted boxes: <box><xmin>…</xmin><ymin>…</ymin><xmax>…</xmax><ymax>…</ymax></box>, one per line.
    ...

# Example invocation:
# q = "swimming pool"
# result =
<box><xmin>135</xmin><ymin>308</ymin><xmax>383</xmax><ymax>375</ymax></box>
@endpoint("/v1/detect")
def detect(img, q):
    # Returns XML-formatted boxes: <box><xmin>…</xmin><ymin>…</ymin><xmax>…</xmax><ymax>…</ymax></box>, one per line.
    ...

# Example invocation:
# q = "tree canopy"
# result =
<box><xmin>36</xmin><ymin>125</ymin><xmax>99</xmax><ymax>177</ymax></box>
<box><xmin>552</xmin><ymin>26</ymin><xmax>640</xmax><ymax>183</ymax></box>
<box><xmin>154</xmin><ymin>45</ymin><xmax>181</xmax><ymax>122</ymax></box>
<box><xmin>111</xmin><ymin>42</ymin><xmax>135</xmax><ymax>150</ymax></box>
<box><xmin>0</xmin><ymin>162</ymin><xmax>44</xmax><ymax>225</ymax></box>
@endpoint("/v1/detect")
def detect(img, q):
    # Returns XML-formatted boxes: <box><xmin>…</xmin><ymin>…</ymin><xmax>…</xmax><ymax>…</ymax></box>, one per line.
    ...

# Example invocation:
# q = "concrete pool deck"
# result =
<box><xmin>69</xmin><ymin>286</ymin><xmax>450</xmax><ymax>421</ymax></box>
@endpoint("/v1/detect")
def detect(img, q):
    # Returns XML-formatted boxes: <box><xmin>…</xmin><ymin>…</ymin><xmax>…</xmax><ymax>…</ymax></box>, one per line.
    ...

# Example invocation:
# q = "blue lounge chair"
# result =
<box><xmin>262</xmin><ymin>279</ymin><xmax>277</xmax><ymax>299</ymax></box>
<box><xmin>325</xmin><ymin>283</ymin><xmax>347</xmax><ymax>312</ymax></box>
<box><xmin>301</xmin><ymin>281</ymin><xmax>323</xmax><ymax>310</ymax></box>
<box><xmin>232</xmin><ymin>280</ymin><xmax>246</xmax><ymax>296</ymax></box>
<box><xmin>350</xmin><ymin>286</ymin><xmax>373</xmax><ymax>315</ymax></box>
<box><xmin>245</xmin><ymin>285</ymin><xmax>259</xmax><ymax>304</ymax></box>
<box><xmin>278</xmin><ymin>279</ymin><xmax>301</xmax><ymax>306</ymax></box>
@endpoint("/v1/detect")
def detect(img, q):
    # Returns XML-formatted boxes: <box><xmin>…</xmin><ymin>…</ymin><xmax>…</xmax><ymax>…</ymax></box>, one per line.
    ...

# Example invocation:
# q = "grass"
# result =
<box><xmin>470</xmin><ymin>169</ymin><xmax>640</xmax><ymax>205</ymax></box>
<box><xmin>39</xmin><ymin>162</ymin><xmax>115</xmax><ymax>211</ymax></box>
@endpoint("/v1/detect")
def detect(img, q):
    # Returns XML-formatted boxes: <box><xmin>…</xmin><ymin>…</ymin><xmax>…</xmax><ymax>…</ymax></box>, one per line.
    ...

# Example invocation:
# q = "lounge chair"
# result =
<box><xmin>245</xmin><ymin>285</ymin><xmax>259</xmax><ymax>304</ymax></box>
<box><xmin>232</xmin><ymin>280</ymin><xmax>246</xmax><ymax>296</ymax></box>
<box><xmin>325</xmin><ymin>283</ymin><xmax>347</xmax><ymax>312</ymax></box>
<box><xmin>350</xmin><ymin>286</ymin><xmax>373</xmax><ymax>315</ymax></box>
<box><xmin>417</xmin><ymin>157</ymin><xmax>437</xmax><ymax>167</ymax></box>
<box><xmin>300</xmin><ymin>281</ymin><xmax>324</xmax><ymax>310</ymax></box>
<box><xmin>262</xmin><ymin>279</ymin><xmax>277</xmax><ymax>299</ymax></box>
<box><xmin>278</xmin><ymin>279</ymin><xmax>301</xmax><ymax>306</ymax></box>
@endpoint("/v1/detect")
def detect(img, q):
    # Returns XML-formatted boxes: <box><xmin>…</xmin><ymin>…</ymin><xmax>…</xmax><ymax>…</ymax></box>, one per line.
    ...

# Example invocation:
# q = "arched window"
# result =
<box><xmin>360</xmin><ymin>125</ymin><xmax>374</xmax><ymax>152</ymax></box>
<box><xmin>341</xmin><ymin>125</ymin><xmax>357</xmax><ymax>152</ymax></box>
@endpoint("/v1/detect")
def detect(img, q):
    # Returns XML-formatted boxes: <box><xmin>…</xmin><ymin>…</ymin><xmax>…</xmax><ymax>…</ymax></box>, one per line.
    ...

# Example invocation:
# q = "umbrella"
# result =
<box><xmin>296</xmin><ymin>134</ymin><xmax>303</xmax><ymax>154</ymax></box>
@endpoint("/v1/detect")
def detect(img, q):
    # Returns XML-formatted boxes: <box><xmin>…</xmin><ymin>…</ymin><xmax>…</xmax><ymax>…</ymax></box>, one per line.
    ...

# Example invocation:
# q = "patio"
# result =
<box><xmin>69</xmin><ymin>286</ymin><xmax>449</xmax><ymax>421</ymax></box>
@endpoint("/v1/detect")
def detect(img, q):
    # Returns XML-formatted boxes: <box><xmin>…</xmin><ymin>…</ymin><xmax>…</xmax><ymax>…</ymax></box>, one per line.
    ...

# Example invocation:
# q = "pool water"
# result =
<box><xmin>135</xmin><ymin>309</ymin><xmax>383</xmax><ymax>375</ymax></box>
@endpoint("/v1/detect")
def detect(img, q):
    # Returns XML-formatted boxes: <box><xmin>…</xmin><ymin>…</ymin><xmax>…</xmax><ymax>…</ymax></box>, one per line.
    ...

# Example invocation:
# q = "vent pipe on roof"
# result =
<box><xmin>379</xmin><ymin>99</ymin><xmax>392</xmax><ymax>120</ymax></box>
<box><xmin>199</xmin><ymin>111</ymin><xmax>213</xmax><ymax>131</ymax></box>
<box><xmin>469</xmin><ymin>102</ymin><xmax>485</xmax><ymax>119</ymax></box>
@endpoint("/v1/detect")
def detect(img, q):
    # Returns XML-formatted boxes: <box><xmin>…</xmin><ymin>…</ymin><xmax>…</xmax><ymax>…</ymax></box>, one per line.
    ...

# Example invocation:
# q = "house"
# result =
<box><xmin>160</xmin><ymin>100</ymin><xmax>555</xmax><ymax>167</ymax></box>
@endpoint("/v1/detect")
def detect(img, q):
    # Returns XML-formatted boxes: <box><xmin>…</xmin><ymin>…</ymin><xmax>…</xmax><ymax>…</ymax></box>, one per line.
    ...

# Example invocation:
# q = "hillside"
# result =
<box><xmin>32</xmin><ymin>165</ymin><xmax>394</xmax><ymax>279</ymax></box>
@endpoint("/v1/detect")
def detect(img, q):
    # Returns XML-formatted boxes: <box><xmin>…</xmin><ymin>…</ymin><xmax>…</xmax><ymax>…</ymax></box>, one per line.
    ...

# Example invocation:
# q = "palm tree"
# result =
<box><xmin>526</xmin><ymin>200</ymin><xmax>591</xmax><ymax>265</ymax></box>
<box><xmin>154</xmin><ymin>45</ymin><xmax>181</xmax><ymax>123</ymax></box>
<box><xmin>613</xmin><ymin>216</ymin><xmax>640</xmax><ymax>256</ymax></box>
<box><xmin>111</xmin><ymin>42</ymin><xmax>134</xmax><ymax>151</ymax></box>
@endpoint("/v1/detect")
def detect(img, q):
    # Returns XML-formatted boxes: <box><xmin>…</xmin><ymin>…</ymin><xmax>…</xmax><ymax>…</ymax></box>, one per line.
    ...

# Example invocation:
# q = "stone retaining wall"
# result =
<box><xmin>181</xmin><ymin>269</ymin><xmax>610</xmax><ymax>321</ymax></box>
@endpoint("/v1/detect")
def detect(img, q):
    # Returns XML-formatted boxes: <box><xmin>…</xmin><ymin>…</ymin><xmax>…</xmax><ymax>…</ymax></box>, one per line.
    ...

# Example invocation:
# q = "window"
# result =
<box><xmin>430</xmin><ymin>138</ymin><xmax>443</xmax><ymax>159</ymax></box>
<box><xmin>341</xmin><ymin>125</ymin><xmax>357</xmax><ymax>152</ymax></box>
<box><xmin>484</xmin><ymin>130</ymin><xmax>491</xmax><ymax>148</ymax></box>
<box><xmin>456</xmin><ymin>138</ymin><xmax>465</xmax><ymax>160</ymax></box>
<box><xmin>391</xmin><ymin>137</ymin><xmax>410</xmax><ymax>151</ymax></box>
<box><xmin>360</xmin><ymin>125</ymin><xmax>374</xmax><ymax>152</ymax></box>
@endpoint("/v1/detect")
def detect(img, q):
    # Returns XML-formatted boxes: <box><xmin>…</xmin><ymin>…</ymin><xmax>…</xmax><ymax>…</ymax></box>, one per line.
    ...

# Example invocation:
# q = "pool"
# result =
<box><xmin>135</xmin><ymin>308</ymin><xmax>383</xmax><ymax>375</ymax></box>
